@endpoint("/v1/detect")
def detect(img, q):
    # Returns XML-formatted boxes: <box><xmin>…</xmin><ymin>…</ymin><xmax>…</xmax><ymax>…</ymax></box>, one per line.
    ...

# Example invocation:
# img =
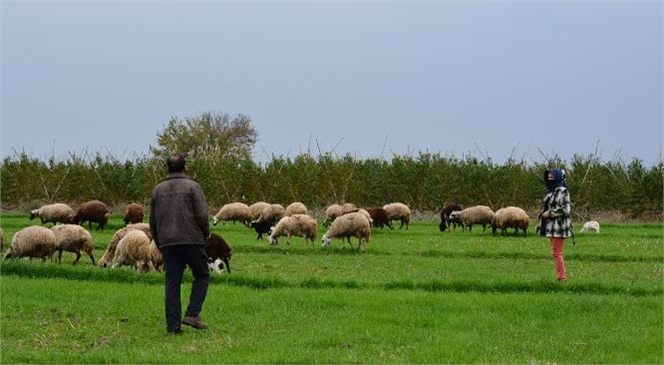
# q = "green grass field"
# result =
<box><xmin>1</xmin><ymin>214</ymin><xmax>662</xmax><ymax>364</ymax></box>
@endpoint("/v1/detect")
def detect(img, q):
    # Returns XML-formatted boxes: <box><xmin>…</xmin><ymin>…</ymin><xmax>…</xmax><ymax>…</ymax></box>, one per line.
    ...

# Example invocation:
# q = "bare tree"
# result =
<box><xmin>150</xmin><ymin>111</ymin><xmax>258</xmax><ymax>159</ymax></box>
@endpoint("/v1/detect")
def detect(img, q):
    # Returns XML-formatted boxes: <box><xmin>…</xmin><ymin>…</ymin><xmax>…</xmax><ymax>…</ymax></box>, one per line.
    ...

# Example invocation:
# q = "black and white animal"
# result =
<box><xmin>205</xmin><ymin>233</ymin><xmax>232</xmax><ymax>274</ymax></box>
<box><xmin>439</xmin><ymin>203</ymin><xmax>463</xmax><ymax>232</ymax></box>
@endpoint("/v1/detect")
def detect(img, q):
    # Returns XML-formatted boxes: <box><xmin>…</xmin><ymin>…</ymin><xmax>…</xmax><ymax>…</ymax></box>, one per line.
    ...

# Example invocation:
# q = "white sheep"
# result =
<box><xmin>4</xmin><ymin>226</ymin><xmax>58</xmax><ymax>262</ymax></box>
<box><xmin>212</xmin><ymin>202</ymin><xmax>252</xmax><ymax>226</ymax></box>
<box><xmin>99</xmin><ymin>223</ymin><xmax>152</xmax><ymax>267</ymax></box>
<box><xmin>249</xmin><ymin>201</ymin><xmax>271</xmax><ymax>221</ymax></box>
<box><xmin>449</xmin><ymin>205</ymin><xmax>495</xmax><ymax>233</ymax></box>
<box><xmin>268</xmin><ymin>214</ymin><xmax>318</xmax><ymax>246</ymax></box>
<box><xmin>51</xmin><ymin>224</ymin><xmax>96</xmax><ymax>265</ymax></box>
<box><xmin>112</xmin><ymin>230</ymin><xmax>161</xmax><ymax>272</ymax></box>
<box><xmin>285</xmin><ymin>202</ymin><xmax>308</xmax><ymax>216</ymax></box>
<box><xmin>383</xmin><ymin>202</ymin><xmax>412</xmax><ymax>230</ymax></box>
<box><xmin>579</xmin><ymin>220</ymin><xmax>600</xmax><ymax>234</ymax></box>
<box><xmin>30</xmin><ymin>203</ymin><xmax>75</xmax><ymax>226</ymax></box>
<box><xmin>256</xmin><ymin>203</ymin><xmax>286</xmax><ymax>224</ymax></box>
<box><xmin>491</xmin><ymin>206</ymin><xmax>530</xmax><ymax>236</ymax></box>
<box><xmin>321</xmin><ymin>212</ymin><xmax>372</xmax><ymax>252</ymax></box>
<box><xmin>324</xmin><ymin>203</ymin><xmax>343</xmax><ymax>227</ymax></box>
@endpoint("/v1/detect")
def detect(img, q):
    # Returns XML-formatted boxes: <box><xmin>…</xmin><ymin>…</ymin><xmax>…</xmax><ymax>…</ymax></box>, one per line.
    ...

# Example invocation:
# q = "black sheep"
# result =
<box><xmin>250</xmin><ymin>219</ymin><xmax>274</xmax><ymax>240</ymax></box>
<box><xmin>439</xmin><ymin>203</ymin><xmax>463</xmax><ymax>232</ymax></box>
<box><xmin>74</xmin><ymin>200</ymin><xmax>110</xmax><ymax>231</ymax></box>
<box><xmin>205</xmin><ymin>233</ymin><xmax>232</xmax><ymax>273</ymax></box>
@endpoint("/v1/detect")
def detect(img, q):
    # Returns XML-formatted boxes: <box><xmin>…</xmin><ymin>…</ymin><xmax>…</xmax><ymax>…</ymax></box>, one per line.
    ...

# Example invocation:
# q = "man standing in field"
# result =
<box><xmin>150</xmin><ymin>153</ymin><xmax>211</xmax><ymax>334</ymax></box>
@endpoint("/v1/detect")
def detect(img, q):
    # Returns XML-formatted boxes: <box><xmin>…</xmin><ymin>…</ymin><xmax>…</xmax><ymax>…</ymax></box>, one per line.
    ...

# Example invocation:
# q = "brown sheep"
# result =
<box><xmin>74</xmin><ymin>200</ymin><xmax>110</xmax><ymax>231</ymax></box>
<box><xmin>366</xmin><ymin>207</ymin><xmax>392</xmax><ymax>229</ymax></box>
<box><xmin>123</xmin><ymin>203</ymin><xmax>145</xmax><ymax>225</ymax></box>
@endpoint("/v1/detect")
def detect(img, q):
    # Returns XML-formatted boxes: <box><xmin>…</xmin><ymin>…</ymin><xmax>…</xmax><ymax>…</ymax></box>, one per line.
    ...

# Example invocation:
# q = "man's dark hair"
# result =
<box><xmin>167</xmin><ymin>154</ymin><xmax>186</xmax><ymax>173</ymax></box>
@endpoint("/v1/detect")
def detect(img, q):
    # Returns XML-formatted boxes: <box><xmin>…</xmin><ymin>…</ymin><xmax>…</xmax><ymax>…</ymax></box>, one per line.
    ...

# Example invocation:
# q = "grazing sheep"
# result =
<box><xmin>324</xmin><ymin>203</ymin><xmax>343</xmax><ymax>227</ymax></box>
<box><xmin>74</xmin><ymin>200</ymin><xmax>110</xmax><ymax>231</ymax></box>
<box><xmin>268</xmin><ymin>214</ymin><xmax>318</xmax><ymax>246</ymax></box>
<box><xmin>123</xmin><ymin>203</ymin><xmax>145</xmax><ymax>225</ymax></box>
<box><xmin>250</xmin><ymin>219</ymin><xmax>273</xmax><ymax>240</ymax></box>
<box><xmin>366</xmin><ymin>207</ymin><xmax>392</xmax><ymax>229</ymax></box>
<box><xmin>491</xmin><ymin>206</ymin><xmax>530</xmax><ymax>236</ymax></box>
<box><xmin>342</xmin><ymin>207</ymin><xmax>373</xmax><ymax>225</ymax></box>
<box><xmin>439</xmin><ymin>203</ymin><xmax>464</xmax><ymax>232</ymax></box>
<box><xmin>249</xmin><ymin>201</ymin><xmax>271</xmax><ymax>221</ymax></box>
<box><xmin>212</xmin><ymin>202</ymin><xmax>252</xmax><ymax>227</ymax></box>
<box><xmin>51</xmin><ymin>224</ymin><xmax>96</xmax><ymax>265</ymax></box>
<box><xmin>341</xmin><ymin>203</ymin><xmax>359</xmax><ymax>214</ymax></box>
<box><xmin>579</xmin><ymin>220</ymin><xmax>600</xmax><ymax>234</ymax></box>
<box><xmin>321</xmin><ymin>212</ymin><xmax>371</xmax><ymax>252</ymax></box>
<box><xmin>449</xmin><ymin>205</ymin><xmax>495</xmax><ymax>233</ymax></box>
<box><xmin>29</xmin><ymin>203</ymin><xmax>75</xmax><ymax>226</ymax></box>
<box><xmin>205</xmin><ymin>233</ymin><xmax>232</xmax><ymax>274</ymax></box>
<box><xmin>383</xmin><ymin>202</ymin><xmax>412</xmax><ymax>230</ymax></box>
<box><xmin>112</xmin><ymin>230</ymin><xmax>160</xmax><ymax>272</ymax></box>
<box><xmin>285</xmin><ymin>202</ymin><xmax>308</xmax><ymax>216</ymax></box>
<box><xmin>256</xmin><ymin>204</ymin><xmax>286</xmax><ymax>224</ymax></box>
<box><xmin>4</xmin><ymin>226</ymin><xmax>57</xmax><ymax>262</ymax></box>
<box><xmin>99</xmin><ymin>223</ymin><xmax>152</xmax><ymax>268</ymax></box>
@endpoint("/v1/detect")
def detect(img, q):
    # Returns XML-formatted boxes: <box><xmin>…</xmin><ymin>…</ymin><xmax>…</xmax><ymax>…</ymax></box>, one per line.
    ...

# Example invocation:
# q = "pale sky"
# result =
<box><xmin>2</xmin><ymin>0</ymin><xmax>662</xmax><ymax>166</ymax></box>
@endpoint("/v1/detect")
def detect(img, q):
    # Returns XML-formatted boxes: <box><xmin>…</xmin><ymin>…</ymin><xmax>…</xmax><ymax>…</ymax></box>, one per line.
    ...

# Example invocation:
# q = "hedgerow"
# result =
<box><xmin>1</xmin><ymin>150</ymin><xmax>662</xmax><ymax>220</ymax></box>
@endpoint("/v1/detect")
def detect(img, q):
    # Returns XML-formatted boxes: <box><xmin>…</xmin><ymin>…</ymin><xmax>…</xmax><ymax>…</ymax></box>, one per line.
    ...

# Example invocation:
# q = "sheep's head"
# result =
<box><xmin>29</xmin><ymin>210</ymin><xmax>38</xmax><ymax>220</ymax></box>
<box><xmin>449</xmin><ymin>211</ymin><xmax>461</xmax><ymax>219</ymax></box>
<box><xmin>268</xmin><ymin>234</ymin><xmax>278</xmax><ymax>245</ymax></box>
<box><xmin>321</xmin><ymin>235</ymin><xmax>331</xmax><ymax>247</ymax></box>
<box><xmin>212</xmin><ymin>216</ymin><xmax>219</xmax><ymax>226</ymax></box>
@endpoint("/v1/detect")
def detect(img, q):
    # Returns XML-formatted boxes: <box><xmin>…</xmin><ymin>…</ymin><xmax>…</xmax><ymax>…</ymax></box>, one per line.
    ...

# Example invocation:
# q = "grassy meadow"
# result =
<box><xmin>0</xmin><ymin>213</ymin><xmax>662</xmax><ymax>364</ymax></box>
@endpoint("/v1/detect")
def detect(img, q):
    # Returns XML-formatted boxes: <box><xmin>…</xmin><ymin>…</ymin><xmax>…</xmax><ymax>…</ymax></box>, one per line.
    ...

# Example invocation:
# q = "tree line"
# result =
<box><xmin>2</xmin><ymin>151</ymin><xmax>662</xmax><ymax>221</ymax></box>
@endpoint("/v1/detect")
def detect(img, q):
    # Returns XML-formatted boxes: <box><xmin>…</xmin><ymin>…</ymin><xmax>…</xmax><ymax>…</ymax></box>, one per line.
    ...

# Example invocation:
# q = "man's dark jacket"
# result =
<box><xmin>150</xmin><ymin>173</ymin><xmax>210</xmax><ymax>248</ymax></box>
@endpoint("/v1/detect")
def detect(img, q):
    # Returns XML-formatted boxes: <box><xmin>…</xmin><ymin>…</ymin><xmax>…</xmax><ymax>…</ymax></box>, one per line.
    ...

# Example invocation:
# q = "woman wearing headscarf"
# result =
<box><xmin>537</xmin><ymin>169</ymin><xmax>572</xmax><ymax>282</ymax></box>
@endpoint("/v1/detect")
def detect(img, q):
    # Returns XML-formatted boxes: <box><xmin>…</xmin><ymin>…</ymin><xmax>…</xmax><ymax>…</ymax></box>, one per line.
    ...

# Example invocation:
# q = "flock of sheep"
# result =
<box><xmin>0</xmin><ymin>199</ymin><xmax>600</xmax><ymax>273</ymax></box>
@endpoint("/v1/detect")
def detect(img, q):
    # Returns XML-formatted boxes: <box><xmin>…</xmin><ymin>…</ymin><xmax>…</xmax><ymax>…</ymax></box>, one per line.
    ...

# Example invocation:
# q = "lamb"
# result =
<box><xmin>491</xmin><ymin>206</ymin><xmax>530</xmax><ymax>236</ymax></box>
<box><xmin>99</xmin><ymin>223</ymin><xmax>153</xmax><ymax>268</ymax></box>
<box><xmin>74</xmin><ymin>200</ymin><xmax>110</xmax><ymax>231</ymax></box>
<box><xmin>29</xmin><ymin>203</ymin><xmax>75</xmax><ymax>226</ymax></box>
<box><xmin>366</xmin><ymin>207</ymin><xmax>392</xmax><ymax>229</ymax></box>
<box><xmin>383</xmin><ymin>202</ymin><xmax>412</xmax><ymax>230</ymax></box>
<box><xmin>249</xmin><ymin>201</ymin><xmax>271</xmax><ymax>221</ymax></box>
<box><xmin>3</xmin><ymin>226</ymin><xmax>58</xmax><ymax>262</ymax></box>
<box><xmin>449</xmin><ymin>205</ymin><xmax>495</xmax><ymax>233</ymax></box>
<box><xmin>250</xmin><ymin>219</ymin><xmax>273</xmax><ymax>240</ymax></box>
<box><xmin>321</xmin><ymin>212</ymin><xmax>371</xmax><ymax>252</ymax></box>
<box><xmin>256</xmin><ymin>203</ymin><xmax>286</xmax><ymax>224</ymax></box>
<box><xmin>285</xmin><ymin>202</ymin><xmax>308</xmax><ymax>216</ymax></box>
<box><xmin>439</xmin><ymin>203</ymin><xmax>463</xmax><ymax>232</ymax></box>
<box><xmin>268</xmin><ymin>214</ymin><xmax>317</xmax><ymax>246</ymax></box>
<box><xmin>323</xmin><ymin>204</ymin><xmax>343</xmax><ymax>227</ymax></box>
<box><xmin>212</xmin><ymin>202</ymin><xmax>252</xmax><ymax>227</ymax></box>
<box><xmin>123</xmin><ymin>203</ymin><xmax>145</xmax><ymax>225</ymax></box>
<box><xmin>112</xmin><ymin>230</ymin><xmax>162</xmax><ymax>272</ymax></box>
<box><xmin>205</xmin><ymin>233</ymin><xmax>232</xmax><ymax>274</ymax></box>
<box><xmin>579</xmin><ymin>220</ymin><xmax>600</xmax><ymax>234</ymax></box>
<box><xmin>51</xmin><ymin>224</ymin><xmax>96</xmax><ymax>265</ymax></box>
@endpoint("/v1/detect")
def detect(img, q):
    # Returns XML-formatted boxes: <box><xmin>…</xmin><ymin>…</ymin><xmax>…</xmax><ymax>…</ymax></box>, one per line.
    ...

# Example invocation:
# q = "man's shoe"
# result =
<box><xmin>168</xmin><ymin>327</ymin><xmax>184</xmax><ymax>335</ymax></box>
<box><xmin>182</xmin><ymin>316</ymin><xmax>208</xmax><ymax>329</ymax></box>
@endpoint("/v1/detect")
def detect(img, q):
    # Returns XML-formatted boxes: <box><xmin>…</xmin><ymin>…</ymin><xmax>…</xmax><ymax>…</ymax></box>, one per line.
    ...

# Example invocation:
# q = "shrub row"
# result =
<box><xmin>1</xmin><ymin>151</ymin><xmax>662</xmax><ymax>220</ymax></box>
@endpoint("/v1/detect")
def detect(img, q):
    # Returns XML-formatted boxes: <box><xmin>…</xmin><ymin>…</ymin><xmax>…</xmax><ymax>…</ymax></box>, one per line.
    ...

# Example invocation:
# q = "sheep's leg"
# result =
<box><xmin>87</xmin><ymin>251</ymin><xmax>96</xmax><ymax>266</ymax></box>
<box><xmin>222</xmin><ymin>258</ymin><xmax>231</xmax><ymax>274</ymax></box>
<box><xmin>58</xmin><ymin>249</ymin><xmax>63</xmax><ymax>264</ymax></box>
<box><xmin>73</xmin><ymin>251</ymin><xmax>81</xmax><ymax>265</ymax></box>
